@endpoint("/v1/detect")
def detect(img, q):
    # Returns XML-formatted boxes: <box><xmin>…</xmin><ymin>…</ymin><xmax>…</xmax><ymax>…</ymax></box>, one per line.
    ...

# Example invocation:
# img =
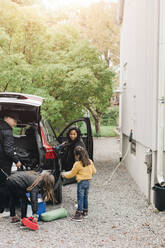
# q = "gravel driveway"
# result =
<box><xmin>0</xmin><ymin>137</ymin><xmax>165</xmax><ymax>248</ymax></box>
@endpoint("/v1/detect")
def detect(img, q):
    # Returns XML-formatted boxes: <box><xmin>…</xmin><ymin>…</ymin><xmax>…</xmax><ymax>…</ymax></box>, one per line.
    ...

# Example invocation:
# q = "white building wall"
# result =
<box><xmin>122</xmin><ymin>134</ymin><xmax>149</xmax><ymax>197</ymax></box>
<box><xmin>120</xmin><ymin>0</ymin><xmax>156</xmax><ymax>148</ymax></box>
<box><xmin>120</xmin><ymin>0</ymin><xmax>159</xmax><ymax>198</ymax></box>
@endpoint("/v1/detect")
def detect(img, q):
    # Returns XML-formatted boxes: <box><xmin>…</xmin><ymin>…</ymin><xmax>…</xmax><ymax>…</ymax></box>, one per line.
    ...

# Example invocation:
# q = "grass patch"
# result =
<box><xmin>92</xmin><ymin>125</ymin><xmax>117</xmax><ymax>137</ymax></box>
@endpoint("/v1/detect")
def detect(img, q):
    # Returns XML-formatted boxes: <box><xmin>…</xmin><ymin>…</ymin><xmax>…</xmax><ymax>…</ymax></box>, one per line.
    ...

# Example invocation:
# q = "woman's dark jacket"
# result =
<box><xmin>61</xmin><ymin>127</ymin><xmax>86</xmax><ymax>171</ymax></box>
<box><xmin>7</xmin><ymin>171</ymin><xmax>39</xmax><ymax>215</ymax></box>
<box><xmin>0</xmin><ymin>120</ymin><xmax>19</xmax><ymax>175</ymax></box>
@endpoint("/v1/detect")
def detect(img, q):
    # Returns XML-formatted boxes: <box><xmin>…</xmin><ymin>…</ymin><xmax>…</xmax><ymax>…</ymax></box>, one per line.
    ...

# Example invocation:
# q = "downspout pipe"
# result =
<box><xmin>117</xmin><ymin>0</ymin><xmax>125</xmax><ymax>159</ymax></box>
<box><xmin>117</xmin><ymin>0</ymin><xmax>125</xmax><ymax>24</ymax></box>
<box><xmin>157</xmin><ymin>0</ymin><xmax>165</xmax><ymax>186</ymax></box>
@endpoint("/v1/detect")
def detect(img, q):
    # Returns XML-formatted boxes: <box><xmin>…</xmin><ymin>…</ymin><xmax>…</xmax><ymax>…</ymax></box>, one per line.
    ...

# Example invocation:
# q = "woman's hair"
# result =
<box><xmin>67</xmin><ymin>127</ymin><xmax>82</xmax><ymax>141</ymax></box>
<box><xmin>27</xmin><ymin>172</ymin><xmax>56</xmax><ymax>204</ymax></box>
<box><xmin>74</xmin><ymin>146</ymin><xmax>91</xmax><ymax>167</ymax></box>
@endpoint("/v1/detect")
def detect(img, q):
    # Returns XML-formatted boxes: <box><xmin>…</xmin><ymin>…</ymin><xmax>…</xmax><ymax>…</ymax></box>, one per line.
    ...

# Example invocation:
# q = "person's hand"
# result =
<box><xmin>33</xmin><ymin>217</ymin><xmax>37</xmax><ymax>223</ymax></box>
<box><xmin>16</xmin><ymin>161</ymin><xmax>21</xmax><ymax>169</ymax></box>
<box><xmin>32</xmin><ymin>214</ymin><xmax>38</xmax><ymax>223</ymax></box>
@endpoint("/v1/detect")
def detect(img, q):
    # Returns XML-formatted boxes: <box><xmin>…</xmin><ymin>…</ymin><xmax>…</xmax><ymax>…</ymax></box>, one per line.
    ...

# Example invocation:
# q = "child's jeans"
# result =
<box><xmin>77</xmin><ymin>180</ymin><xmax>90</xmax><ymax>212</ymax></box>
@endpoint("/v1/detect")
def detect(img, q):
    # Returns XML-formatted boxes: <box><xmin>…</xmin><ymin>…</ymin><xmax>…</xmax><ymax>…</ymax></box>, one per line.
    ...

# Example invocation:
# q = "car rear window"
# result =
<box><xmin>43</xmin><ymin>120</ymin><xmax>58</xmax><ymax>146</ymax></box>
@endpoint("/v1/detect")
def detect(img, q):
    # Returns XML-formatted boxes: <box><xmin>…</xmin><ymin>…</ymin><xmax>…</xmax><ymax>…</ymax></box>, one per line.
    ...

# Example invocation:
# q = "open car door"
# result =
<box><xmin>57</xmin><ymin>117</ymin><xmax>93</xmax><ymax>160</ymax></box>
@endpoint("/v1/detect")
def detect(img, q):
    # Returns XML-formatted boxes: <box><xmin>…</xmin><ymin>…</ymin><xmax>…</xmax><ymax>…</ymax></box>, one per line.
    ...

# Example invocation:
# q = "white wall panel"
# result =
<box><xmin>120</xmin><ymin>0</ymin><xmax>157</xmax><ymax>148</ymax></box>
<box><xmin>122</xmin><ymin>135</ymin><xmax>148</xmax><ymax>198</ymax></box>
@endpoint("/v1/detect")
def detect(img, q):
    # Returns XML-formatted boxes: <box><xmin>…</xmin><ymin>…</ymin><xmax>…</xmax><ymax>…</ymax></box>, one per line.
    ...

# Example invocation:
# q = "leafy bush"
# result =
<box><xmin>101</xmin><ymin>107</ymin><xmax>119</xmax><ymax>126</ymax></box>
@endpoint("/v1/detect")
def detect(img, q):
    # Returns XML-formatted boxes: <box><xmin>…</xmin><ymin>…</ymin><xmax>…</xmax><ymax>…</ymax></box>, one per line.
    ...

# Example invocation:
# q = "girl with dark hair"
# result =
<box><xmin>62</xmin><ymin>146</ymin><xmax>96</xmax><ymax>221</ymax></box>
<box><xmin>61</xmin><ymin>126</ymin><xmax>85</xmax><ymax>172</ymax></box>
<box><xmin>6</xmin><ymin>171</ymin><xmax>55</xmax><ymax>223</ymax></box>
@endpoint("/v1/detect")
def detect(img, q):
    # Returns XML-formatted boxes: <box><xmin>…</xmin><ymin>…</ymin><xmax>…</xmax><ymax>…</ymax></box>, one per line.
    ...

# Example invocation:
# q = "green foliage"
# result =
<box><xmin>0</xmin><ymin>0</ymin><xmax>115</xmax><ymax>134</ymax></box>
<box><xmin>92</xmin><ymin>125</ymin><xmax>117</xmax><ymax>137</ymax></box>
<box><xmin>101</xmin><ymin>107</ymin><xmax>119</xmax><ymax>126</ymax></box>
<box><xmin>49</xmin><ymin>24</ymin><xmax>80</xmax><ymax>52</ymax></box>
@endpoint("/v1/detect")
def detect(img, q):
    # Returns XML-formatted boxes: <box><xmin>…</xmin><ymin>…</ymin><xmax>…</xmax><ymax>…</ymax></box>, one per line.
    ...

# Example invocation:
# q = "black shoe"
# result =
<box><xmin>71</xmin><ymin>210</ymin><xmax>83</xmax><ymax>222</ymax></box>
<box><xmin>83</xmin><ymin>209</ymin><xmax>88</xmax><ymax>219</ymax></box>
<box><xmin>0</xmin><ymin>208</ymin><xmax>4</xmax><ymax>213</ymax></box>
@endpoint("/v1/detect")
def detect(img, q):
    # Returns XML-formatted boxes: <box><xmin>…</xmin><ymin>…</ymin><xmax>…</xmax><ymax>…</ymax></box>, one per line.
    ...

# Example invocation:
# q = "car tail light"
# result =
<box><xmin>45</xmin><ymin>148</ymin><xmax>56</xmax><ymax>160</ymax></box>
<box><xmin>40</xmin><ymin>126</ymin><xmax>57</xmax><ymax>160</ymax></box>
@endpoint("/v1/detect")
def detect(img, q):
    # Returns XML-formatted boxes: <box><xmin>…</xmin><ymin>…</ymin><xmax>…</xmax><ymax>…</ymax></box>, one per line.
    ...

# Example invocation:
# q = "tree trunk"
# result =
<box><xmin>3</xmin><ymin>83</ymin><xmax>9</xmax><ymax>91</ymax></box>
<box><xmin>85</xmin><ymin>105</ymin><xmax>102</xmax><ymax>136</ymax></box>
<box><xmin>95</xmin><ymin>118</ymin><xmax>101</xmax><ymax>136</ymax></box>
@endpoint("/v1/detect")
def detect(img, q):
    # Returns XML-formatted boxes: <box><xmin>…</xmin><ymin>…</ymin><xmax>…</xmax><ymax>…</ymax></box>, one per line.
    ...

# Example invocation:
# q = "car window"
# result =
<box><xmin>13</xmin><ymin>126</ymin><xmax>26</xmax><ymax>136</ymax></box>
<box><xmin>43</xmin><ymin>120</ymin><xmax>58</xmax><ymax>145</ymax></box>
<box><xmin>13</xmin><ymin>125</ymin><xmax>36</xmax><ymax>136</ymax></box>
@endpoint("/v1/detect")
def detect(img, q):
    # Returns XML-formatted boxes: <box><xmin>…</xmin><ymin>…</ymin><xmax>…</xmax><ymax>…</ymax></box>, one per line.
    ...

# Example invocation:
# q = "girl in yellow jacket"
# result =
<box><xmin>62</xmin><ymin>146</ymin><xmax>96</xmax><ymax>221</ymax></box>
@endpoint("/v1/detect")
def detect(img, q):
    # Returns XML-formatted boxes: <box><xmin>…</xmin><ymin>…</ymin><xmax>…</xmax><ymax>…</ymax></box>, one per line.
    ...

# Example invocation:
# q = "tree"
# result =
<box><xmin>72</xmin><ymin>2</ymin><xmax>120</xmax><ymax>67</ymax></box>
<box><xmin>65</xmin><ymin>40</ymin><xmax>114</xmax><ymax>134</ymax></box>
<box><xmin>0</xmin><ymin>1</ymin><xmax>115</xmax><ymax>135</ymax></box>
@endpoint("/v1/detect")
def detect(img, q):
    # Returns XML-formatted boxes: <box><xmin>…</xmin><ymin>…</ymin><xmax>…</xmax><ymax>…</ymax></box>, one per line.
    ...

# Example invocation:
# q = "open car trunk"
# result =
<box><xmin>13</xmin><ymin>126</ymin><xmax>42</xmax><ymax>171</ymax></box>
<box><xmin>0</xmin><ymin>92</ymin><xmax>44</xmax><ymax>124</ymax></box>
<box><xmin>0</xmin><ymin>92</ymin><xmax>45</xmax><ymax>171</ymax></box>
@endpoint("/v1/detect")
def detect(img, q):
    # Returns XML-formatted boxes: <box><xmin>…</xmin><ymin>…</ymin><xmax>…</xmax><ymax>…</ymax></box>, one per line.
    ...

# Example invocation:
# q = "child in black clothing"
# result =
<box><xmin>61</xmin><ymin>127</ymin><xmax>85</xmax><ymax>171</ymax></box>
<box><xmin>60</xmin><ymin>127</ymin><xmax>86</xmax><ymax>185</ymax></box>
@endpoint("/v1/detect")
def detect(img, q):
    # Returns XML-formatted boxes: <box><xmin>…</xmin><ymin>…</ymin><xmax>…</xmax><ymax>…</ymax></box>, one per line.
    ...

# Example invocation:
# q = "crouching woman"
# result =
<box><xmin>6</xmin><ymin>171</ymin><xmax>55</xmax><ymax>223</ymax></box>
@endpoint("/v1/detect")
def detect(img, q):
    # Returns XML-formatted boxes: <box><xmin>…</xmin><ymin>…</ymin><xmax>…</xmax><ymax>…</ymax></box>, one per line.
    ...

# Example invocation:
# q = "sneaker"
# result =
<box><xmin>83</xmin><ymin>209</ymin><xmax>88</xmax><ymax>219</ymax></box>
<box><xmin>71</xmin><ymin>210</ymin><xmax>83</xmax><ymax>222</ymax></box>
<box><xmin>11</xmin><ymin>215</ymin><xmax>20</xmax><ymax>223</ymax></box>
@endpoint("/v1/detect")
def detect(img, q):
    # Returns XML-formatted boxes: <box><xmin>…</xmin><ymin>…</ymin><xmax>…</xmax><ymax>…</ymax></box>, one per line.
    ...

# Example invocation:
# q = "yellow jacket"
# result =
<box><xmin>64</xmin><ymin>159</ymin><xmax>96</xmax><ymax>182</ymax></box>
